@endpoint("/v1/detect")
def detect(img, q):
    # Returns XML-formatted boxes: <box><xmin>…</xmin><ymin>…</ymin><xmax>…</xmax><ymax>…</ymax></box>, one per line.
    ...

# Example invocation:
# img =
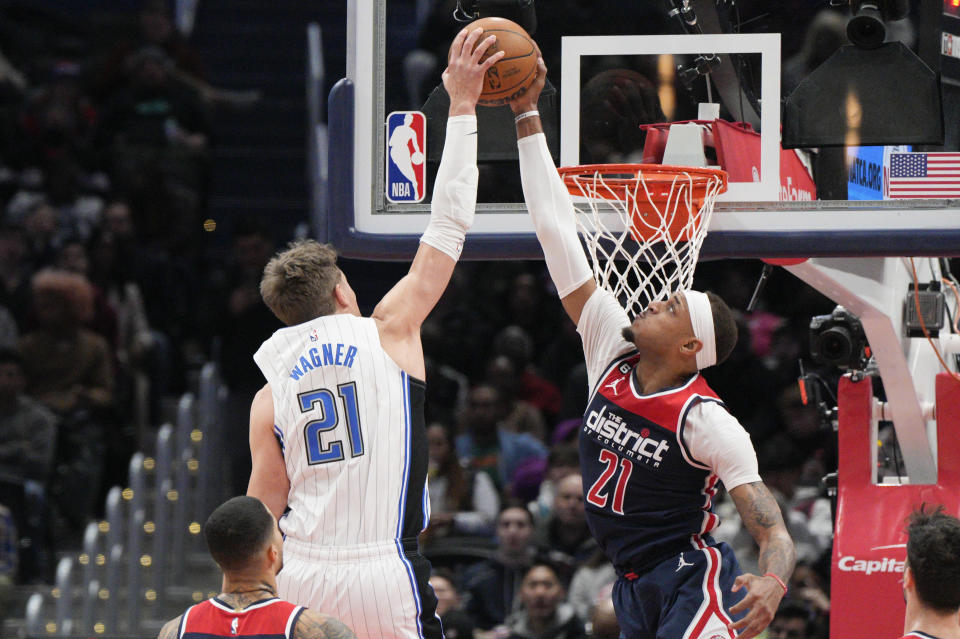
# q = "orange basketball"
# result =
<box><xmin>465</xmin><ymin>17</ymin><xmax>538</xmax><ymax>107</ymax></box>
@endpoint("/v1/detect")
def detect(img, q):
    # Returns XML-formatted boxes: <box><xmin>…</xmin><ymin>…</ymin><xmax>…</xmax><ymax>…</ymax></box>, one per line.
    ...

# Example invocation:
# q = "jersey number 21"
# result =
<box><xmin>298</xmin><ymin>383</ymin><xmax>364</xmax><ymax>464</ymax></box>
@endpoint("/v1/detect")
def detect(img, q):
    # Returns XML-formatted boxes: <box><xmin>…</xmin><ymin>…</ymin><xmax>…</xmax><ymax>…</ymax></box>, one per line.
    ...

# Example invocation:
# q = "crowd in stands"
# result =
<box><xmin>0</xmin><ymin>1</ymin><xmax>874</xmax><ymax>636</ymax></box>
<box><xmin>0</xmin><ymin>0</ymin><xmax>234</xmax><ymax>593</ymax></box>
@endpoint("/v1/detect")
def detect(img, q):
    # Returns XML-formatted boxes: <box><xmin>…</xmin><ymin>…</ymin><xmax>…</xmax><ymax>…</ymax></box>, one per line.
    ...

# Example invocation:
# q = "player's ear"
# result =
<box><xmin>680</xmin><ymin>337</ymin><xmax>702</xmax><ymax>357</ymax></box>
<box><xmin>902</xmin><ymin>564</ymin><xmax>914</xmax><ymax>591</ymax></box>
<box><xmin>332</xmin><ymin>277</ymin><xmax>351</xmax><ymax>311</ymax></box>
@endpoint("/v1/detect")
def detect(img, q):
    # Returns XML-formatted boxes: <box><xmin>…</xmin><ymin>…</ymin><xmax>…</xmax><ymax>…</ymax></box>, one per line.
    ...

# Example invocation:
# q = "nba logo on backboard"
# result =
<box><xmin>385</xmin><ymin>111</ymin><xmax>426</xmax><ymax>203</ymax></box>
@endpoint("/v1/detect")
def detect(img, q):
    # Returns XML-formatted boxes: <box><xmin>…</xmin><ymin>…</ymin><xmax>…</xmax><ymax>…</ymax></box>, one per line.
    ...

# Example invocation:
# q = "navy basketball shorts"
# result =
<box><xmin>612</xmin><ymin>541</ymin><xmax>747</xmax><ymax>639</ymax></box>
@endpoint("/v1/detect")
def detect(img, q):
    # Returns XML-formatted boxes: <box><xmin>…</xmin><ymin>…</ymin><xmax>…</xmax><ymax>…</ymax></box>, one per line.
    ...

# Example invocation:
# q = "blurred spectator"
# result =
<box><xmin>456</xmin><ymin>384</ymin><xmax>547</xmax><ymax>494</ymax></box>
<box><xmin>18</xmin><ymin>269</ymin><xmax>113</xmax><ymax>414</ymax></box>
<box><xmin>589</xmin><ymin>595</ymin><xmax>620</xmax><ymax>639</ymax></box>
<box><xmin>463</xmin><ymin>503</ymin><xmax>538</xmax><ymax>631</ymax></box>
<box><xmin>530</xmin><ymin>444</ymin><xmax>580</xmax><ymax>524</ymax></box>
<box><xmin>425</xmin><ymin>423</ymin><xmax>499</xmax><ymax>540</ymax></box>
<box><xmin>758</xmin><ymin>434</ymin><xmax>833</xmax><ymax>560</ymax></box>
<box><xmin>18</xmin><ymin>269</ymin><xmax>114</xmax><ymax>532</ymax></box>
<box><xmin>19</xmin><ymin>201</ymin><xmax>60</xmax><ymax>272</ymax></box>
<box><xmin>18</xmin><ymin>61</ymin><xmax>98</xmax><ymax>175</ymax></box>
<box><xmin>54</xmin><ymin>238</ymin><xmax>119</xmax><ymax>350</ymax></box>
<box><xmin>486</xmin><ymin>355</ymin><xmax>546</xmax><ymax>441</ymax></box>
<box><xmin>422</xmin><ymin>319</ymin><xmax>469</xmax><ymax>425</ymax></box>
<box><xmin>493</xmin><ymin>326</ymin><xmax>563</xmax><ymax>426</ymax></box>
<box><xmin>200</xmin><ymin>219</ymin><xmax>280</xmax><ymax>494</ymax></box>
<box><xmin>769</xmin><ymin>599</ymin><xmax>818</xmax><ymax>639</ymax></box>
<box><xmin>535</xmin><ymin>474</ymin><xmax>596</xmax><ymax>578</ymax></box>
<box><xmin>0</xmin><ymin>224</ymin><xmax>32</xmax><ymax>327</ymax></box>
<box><xmin>566</xmin><ymin>549</ymin><xmax>616</xmax><ymax>622</ymax></box>
<box><xmin>430</xmin><ymin>568</ymin><xmax>475</xmax><ymax>639</ymax></box>
<box><xmin>505</xmin><ymin>562</ymin><xmax>586</xmax><ymax>639</ymax></box>
<box><xmin>0</xmin><ymin>347</ymin><xmax>57</xmax><ymax>581</ymax></box>
<box><xmin>93</xmin><ymin>0</ymin><xmax>257</xmax><ymax>109</ymax></box>
<box><xmin>96</xmin><ymin>45</ymin><xmax>210</xmax><ymax>250</ymax></box>
<box><xmin>789</xmin><ymin>561</ymin><xmax>831</xmax><ymax>634</ymax></box>
<box><xmin>89</xmin><ymin>224</ymin><xmax>170</xmax><ymax>426</ymax></box>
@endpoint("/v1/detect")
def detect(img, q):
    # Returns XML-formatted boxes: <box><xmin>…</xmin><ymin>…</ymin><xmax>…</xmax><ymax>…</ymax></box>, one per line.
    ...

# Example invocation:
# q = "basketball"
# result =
<box><xmin>410</xmin><ymin>151</ymin><xmax>424</xmax><ymax>165</ymax></box>
<box><xmin>463</xmin><ymin>17</ymin><xmax>538</xmax><ymax>107</ymax></box>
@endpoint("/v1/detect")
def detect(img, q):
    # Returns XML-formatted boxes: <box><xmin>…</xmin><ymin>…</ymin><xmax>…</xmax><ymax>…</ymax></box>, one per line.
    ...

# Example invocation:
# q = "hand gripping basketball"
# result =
<box><xmin>455</xmin><ymin>17</ymin><xmax>539</xmax><ymax>107</ymax></box>
<box><xmin>443</xmin><ymin>26</ymin><xmax>505</xmax><ymax>113</ymax></box>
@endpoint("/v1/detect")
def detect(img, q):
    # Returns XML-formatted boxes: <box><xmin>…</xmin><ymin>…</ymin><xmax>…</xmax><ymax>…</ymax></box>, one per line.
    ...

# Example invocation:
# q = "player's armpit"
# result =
<box><xmin>729</xmin><ymin>481</ymin><xmax>796</xmax><ymax>580</ymax></box>
<box><xmin>561</xmin><ymin>278</ymin><xmax>598</xmax><ymax>326</ymax></box>
<box><xmin>294</xmin><ymin>610</ymin><xmax>358</xmax><ymax>639</ymax></box>
<box><xmin>246</xmin><ymin>384</ymin><xmax>290</xmax><ymax>520</ymax></box>
<box><xmin>157</xmin><ymin>616</ymin><xmax>181</xmax><ymax>639</ymax></box>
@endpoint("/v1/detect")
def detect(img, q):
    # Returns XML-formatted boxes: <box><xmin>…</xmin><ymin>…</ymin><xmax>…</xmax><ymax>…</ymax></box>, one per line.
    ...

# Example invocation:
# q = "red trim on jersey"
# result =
<box><xmin>685</xmin><ymin>546</ymin><xmax>735</xmax><ymax>639</ymax></box>
<box><xmin>698</xmin><ymin>474</ymin><xmax>721</xmax><ymax>535</ymax></box>
<box><xmin>181</xmin><ymin>598</ymin><xmax>302</xmax><ymax>638</ymax></box>
<box><xmin>596</xmin><ymin>363</ymin><xmax>721</xmax><ymax>435</ymax></box>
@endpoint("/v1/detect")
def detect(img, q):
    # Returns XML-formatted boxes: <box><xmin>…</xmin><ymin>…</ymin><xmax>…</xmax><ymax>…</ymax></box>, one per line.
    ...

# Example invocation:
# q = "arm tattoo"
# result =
<box><xmin>737</xmin><ymin>482</ymin><xmax>784</xmax><ymax>533</ymax></box>
<box><xmin>295</xmin><ymin>611</ymin><xmax>358</xmax><ymax>639</ymax></box>
<box><xmin>157</xmin><ymin>617</ymin><xmax>181</xmax><ymax>639</ymax></box>
<box><xmin>733</xmin><ymin>482</ymin><xmax>797</xmax><ymax>579</ymax></box>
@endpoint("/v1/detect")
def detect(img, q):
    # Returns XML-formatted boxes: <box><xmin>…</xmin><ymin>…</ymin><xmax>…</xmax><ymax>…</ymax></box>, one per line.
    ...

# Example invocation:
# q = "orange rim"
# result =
<box><xmin>558</xmin><ymin>164</ymin><xmax>728</xmax><ymax>199</ymax></box>
<box><xmin>559</xmin><ymin>164</ymin><xmax>728</xmax><ymax>243</ymax></box>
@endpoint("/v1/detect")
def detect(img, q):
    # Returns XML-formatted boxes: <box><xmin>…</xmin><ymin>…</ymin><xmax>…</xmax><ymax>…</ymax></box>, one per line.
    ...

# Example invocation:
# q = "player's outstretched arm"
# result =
<box><xmin>374</xmin><ymin>28</ymin><xmax>502</xmax><ymax>373</ymax></box>
<box><xmin>246</xmin><ymin>384</ymin><xmax>290</xmax><ymax>520</ymax></box>
<box><xmin>157</xmin><ymin>616</ymin><xmax>181</xmax><ymax>639</ymax></box>
<box><xmin>727</xmin><ymin>481</ymin><xmax>797</xmax><ymax>639</ymax></box>
<box><xmin>294</xmin><ymin>609</ymin><xmax>358</xmax><ymax>639</ymax></box>
<box><xmin>509</xmin><ymin>54</ymin><xmax>596</xmax><ymax>326</ymax></box>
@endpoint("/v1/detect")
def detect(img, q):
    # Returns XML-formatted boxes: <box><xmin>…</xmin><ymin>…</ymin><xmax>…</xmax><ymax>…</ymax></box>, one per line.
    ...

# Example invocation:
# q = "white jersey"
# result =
<box><xmin>253</xmin><ymin>314</ymin><xmax>430</xmax><ymax>548</ymax></box>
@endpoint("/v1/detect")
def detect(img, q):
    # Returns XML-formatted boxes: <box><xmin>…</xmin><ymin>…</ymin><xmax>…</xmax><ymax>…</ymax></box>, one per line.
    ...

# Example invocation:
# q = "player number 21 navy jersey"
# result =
<box><xmin>579</xmin><ymin>350</ymin><xmax>727</xmax><ymax>575</ymax></box>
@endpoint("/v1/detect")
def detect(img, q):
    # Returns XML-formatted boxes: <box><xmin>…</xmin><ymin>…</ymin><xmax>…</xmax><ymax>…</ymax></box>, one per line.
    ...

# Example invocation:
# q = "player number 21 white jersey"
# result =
<box><xmin>253</xmin><ymin>313</ymin><xmax>430</xmax><ymax>548</ymax></box>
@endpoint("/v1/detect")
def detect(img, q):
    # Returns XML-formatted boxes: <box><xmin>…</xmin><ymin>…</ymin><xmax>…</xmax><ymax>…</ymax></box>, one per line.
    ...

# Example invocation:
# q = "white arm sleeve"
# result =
<box><xmin>577</xmin><ymin>287</ymin><xmax>635</xmax><ymax>392</ymax></box>
<box><xmin>517</xmin><ymin>133</ymin><xmax>593</xmax><ymax>298</ymax></box>
<box><xmin>420</xmin><ymin>115</ymin><xmax>478</xmax><ymax>260</ymax></box>
<box><xmin>683</xmin><ymin>401</ymin><xmax>762</xmax><ymax>491</ymax></box>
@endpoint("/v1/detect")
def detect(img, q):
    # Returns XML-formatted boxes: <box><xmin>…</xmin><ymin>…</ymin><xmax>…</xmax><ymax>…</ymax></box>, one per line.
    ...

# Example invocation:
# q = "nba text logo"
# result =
<box><xmin>385</xmin><ymin>111</ymin><xmax>426</xmax><ymax>203</ymax></box>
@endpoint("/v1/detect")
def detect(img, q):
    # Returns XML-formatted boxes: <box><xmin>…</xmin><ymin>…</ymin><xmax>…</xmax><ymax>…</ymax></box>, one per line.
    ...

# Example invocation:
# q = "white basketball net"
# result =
<box><xmin>567</xmin><ymin>167</ymin><xmax>725</xmax><ymax>317</ymax></box>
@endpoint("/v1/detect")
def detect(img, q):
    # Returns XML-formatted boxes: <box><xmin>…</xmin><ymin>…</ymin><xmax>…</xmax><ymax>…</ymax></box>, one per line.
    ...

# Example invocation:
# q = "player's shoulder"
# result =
<box><xmin>157</xmin><ymin>615</ymin><xmax>182</xmax><ymax>639</ymax></box>
<box><xmin>293</xmin><ymin>608</ymin><xmax>357</xmax><ymax>639</ymax></box>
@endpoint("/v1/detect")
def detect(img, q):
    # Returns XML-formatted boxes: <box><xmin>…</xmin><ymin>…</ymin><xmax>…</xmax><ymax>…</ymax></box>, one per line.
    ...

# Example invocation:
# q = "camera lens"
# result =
<box><xmin>818</xmin><ymin>326</ymin><xmax>854</xmax><ymax>365</ymax></box>
<box><xmin>847</xmin><ymin>4</ymin><xmax>886</xmax><ymax>49</ymax></box>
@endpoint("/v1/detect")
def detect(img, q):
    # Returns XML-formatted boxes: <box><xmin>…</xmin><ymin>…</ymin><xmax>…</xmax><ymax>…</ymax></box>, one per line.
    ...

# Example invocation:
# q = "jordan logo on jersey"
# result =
<box><xmin>385</xmin><ymin>111</ymin><xmax>426</xmax><ymax>203</ymax></box>
<box><xmin>584</xmin><ymin>406</ymin><xmax>669</xmax><ymax>466</ymax></box>
<box><xmin>676</xmin><ymin>553</ymin><xmax>694</xmax><ymax>572</ymax></box>
<box><xmin>604</xmin><ymin>377</ymin><xmax>624</xmax><ymax>394</ymax></box>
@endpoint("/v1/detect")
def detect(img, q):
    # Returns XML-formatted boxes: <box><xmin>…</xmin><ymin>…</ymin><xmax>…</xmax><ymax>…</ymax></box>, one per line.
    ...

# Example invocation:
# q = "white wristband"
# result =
<box><xmin>514</xmin><ymin>110</ymin><xmax>539</xmax><ymax>124</ymax></box>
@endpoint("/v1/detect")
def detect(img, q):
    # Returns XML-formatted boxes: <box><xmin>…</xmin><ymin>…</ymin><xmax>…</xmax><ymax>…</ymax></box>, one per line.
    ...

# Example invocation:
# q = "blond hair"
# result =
<box><xmin>259</xmin><ymin>239</ymin><xmax>340</xmax><ymax>325</ymax></box>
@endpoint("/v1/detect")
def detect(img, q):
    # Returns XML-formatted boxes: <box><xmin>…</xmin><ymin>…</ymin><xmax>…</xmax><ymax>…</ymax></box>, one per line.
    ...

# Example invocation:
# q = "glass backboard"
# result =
<box><xmin>320</xmin><ymin>0</ymin><xmax>960</xmax><ymax>259</ymax></box>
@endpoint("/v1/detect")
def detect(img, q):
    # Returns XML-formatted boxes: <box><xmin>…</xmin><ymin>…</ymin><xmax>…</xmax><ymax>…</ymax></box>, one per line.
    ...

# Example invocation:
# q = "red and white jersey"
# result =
<box><xmin>901</xmin><ymin>632</ymin><xmax>943</xmax><ymax>639</ymax></box>
<box><xmin>178</xmin><ymin>597</ymin><xmax>302</xmax><ymax>639</ymax></box>
<box><xmin>575</xmin><ymin>288</ymin><xmax>761</xmax><ymax>572</ymax></box>
<box><xmin>254</xmin><ymin>314</ymin><xmax>429</xmax><ymax>548</ymax></box>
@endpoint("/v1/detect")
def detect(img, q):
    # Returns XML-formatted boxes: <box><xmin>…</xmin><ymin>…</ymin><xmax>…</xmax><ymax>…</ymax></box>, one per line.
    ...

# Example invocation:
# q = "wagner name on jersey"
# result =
<box><xmin>253</xmin><ymin>313</ymin><xmax>429</xmax><ymax>547</ymax></box>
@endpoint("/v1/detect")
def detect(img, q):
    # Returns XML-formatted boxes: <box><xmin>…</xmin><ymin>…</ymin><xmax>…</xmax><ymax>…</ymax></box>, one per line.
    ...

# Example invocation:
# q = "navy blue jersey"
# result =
<box><xmin>579</xmin><ymin>351</ymin><xmax>726</xmax><ymax>575</ymax></box>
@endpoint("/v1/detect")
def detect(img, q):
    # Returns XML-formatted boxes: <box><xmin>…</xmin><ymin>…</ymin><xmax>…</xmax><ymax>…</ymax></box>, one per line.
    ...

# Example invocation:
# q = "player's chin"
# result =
<box><xmin>621</xmin><ymin>325</ymin><xmax>636</xmax><ymax>344</ymax></box>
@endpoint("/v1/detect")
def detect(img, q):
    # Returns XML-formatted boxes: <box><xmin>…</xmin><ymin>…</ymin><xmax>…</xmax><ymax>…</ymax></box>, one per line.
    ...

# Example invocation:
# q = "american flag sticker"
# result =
<box><xmin>888</xmin><ymin>152</ymin><xmax>960</xmax><ymax>198</ymax></box>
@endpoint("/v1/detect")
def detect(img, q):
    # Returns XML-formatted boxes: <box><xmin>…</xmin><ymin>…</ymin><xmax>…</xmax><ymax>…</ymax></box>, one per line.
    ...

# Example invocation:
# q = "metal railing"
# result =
<box><xmin>22</xmin><ymin>363</ymin><xmax>228</xmax><ymax>637</ymax></box>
